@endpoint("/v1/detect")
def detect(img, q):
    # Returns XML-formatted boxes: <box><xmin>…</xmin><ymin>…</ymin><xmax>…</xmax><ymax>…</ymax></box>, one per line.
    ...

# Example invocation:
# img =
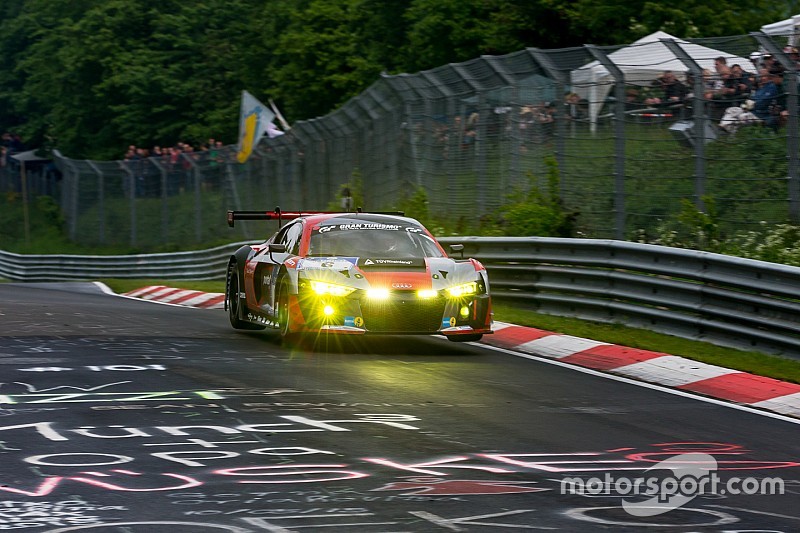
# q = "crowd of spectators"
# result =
<box><xmin>0</xmin><ymin>131</ymin><xmax>25</xmax><ymax>168</ymax></box>
<box><xmin>123</xmin><ymin>138</ymin><xmax>235</xmax><ymax>197</ymax></box>
<box><xmin>628</xmin><ymin>48</ymin><xmax>800</xmax><ymax>134</ymax></box>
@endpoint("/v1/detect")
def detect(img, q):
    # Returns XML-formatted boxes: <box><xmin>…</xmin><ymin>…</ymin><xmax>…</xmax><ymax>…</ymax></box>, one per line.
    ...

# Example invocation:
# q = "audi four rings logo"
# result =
<box><xmin>392</xmin><ymin>283</ymin><xmax>413</xmax><ymax>289</ymax></box>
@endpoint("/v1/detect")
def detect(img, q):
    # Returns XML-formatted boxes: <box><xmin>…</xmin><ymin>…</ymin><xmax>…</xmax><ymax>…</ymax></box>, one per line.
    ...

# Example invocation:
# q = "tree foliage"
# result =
<box><xmin>0</xmin><ymin>0</ymin><xmax>788</xmax><ymax>158</ymax></box>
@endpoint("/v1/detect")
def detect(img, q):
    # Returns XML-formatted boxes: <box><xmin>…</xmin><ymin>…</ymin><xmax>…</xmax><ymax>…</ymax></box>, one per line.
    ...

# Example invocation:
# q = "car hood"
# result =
<box><xmin>294</xmin><ymin>256</ymin><xmax>480</xmax><ymax>290</ymax></box>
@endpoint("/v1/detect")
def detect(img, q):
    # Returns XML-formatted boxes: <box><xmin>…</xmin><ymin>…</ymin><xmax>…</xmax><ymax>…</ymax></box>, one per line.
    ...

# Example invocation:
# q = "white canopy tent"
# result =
<box><xmin>570</xmin><ymin>31</ymin><xmax>755</xmax><ymax>130</ymax></box>
<box><xmin>760</xmin><ymin>14</ymin><xmax>800</xmax><ymax>44</ymax></box>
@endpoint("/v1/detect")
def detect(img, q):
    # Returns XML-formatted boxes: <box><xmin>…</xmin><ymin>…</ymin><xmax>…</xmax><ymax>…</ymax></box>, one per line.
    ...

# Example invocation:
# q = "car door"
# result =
<box><xmin>256</xmin><ymin>221</ymin><xmax>303</xmax><ymax>317</ymax></box>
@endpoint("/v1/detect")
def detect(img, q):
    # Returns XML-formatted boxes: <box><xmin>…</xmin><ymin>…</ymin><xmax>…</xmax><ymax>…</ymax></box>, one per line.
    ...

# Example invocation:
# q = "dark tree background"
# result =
<box><xmin>0</xmin><ymin>0</ymin><xmax>790</xmax><ymax>159</ymax></box>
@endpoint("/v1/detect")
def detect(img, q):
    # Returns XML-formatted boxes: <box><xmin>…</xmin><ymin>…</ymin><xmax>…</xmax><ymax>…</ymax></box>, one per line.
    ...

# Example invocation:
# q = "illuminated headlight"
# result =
<box><xmin>366</xmin><ymin>288</ymin><xmax>390</xmax><ymax>300</ymax></box>
<box><xmin>309</xmin><ymin>281</ymin><xmax>356</xmax><ymax>297</ymax></box>
<box><xmin>446</xmin><ymin>281</ymin><xmax>479</xmax><ymax>298</ymax></box>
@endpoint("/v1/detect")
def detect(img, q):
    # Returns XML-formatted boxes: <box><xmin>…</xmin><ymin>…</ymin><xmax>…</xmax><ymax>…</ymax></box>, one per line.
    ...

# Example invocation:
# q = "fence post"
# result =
<box><xmin>528</xmin><ymin>49</ymin><xmax>571</xmax><ymax>178</ymax></box>
<box><xmin>53</xmin><ymin>151</ymin><xmax>80</xmax><ymax>242</ymax></box>
<box><xmin>752</xmin><ymin>32</ymin><xmax>800</xmax><ymax>223</ymax></box>
<box><xmin>150</xmin><ymin>157</ymin><xmax>169</xmax><ymax>243</ymax></box>
<box><xmin>586</xmin><ymin>45</ymin><xmax>626</xmax><ymax>240</ymax></box>
<box><xmin>180</xmin><ymin>152</ymin><xmax>202</xmax><ymax>243</ymax></box>
<box><xmin>662</xmin><ymin>38</ymin><xmax>708</xmax><ymax>212</ymax></box>
<box><xmin>119</xmin><ymin>161</ymin><xmax>136</xmax><ymax>247</ymax></box>
<box><xmin>86</xmin><ymin>161</ymin><xmax>105</xmax><ymax>245</ymax></box>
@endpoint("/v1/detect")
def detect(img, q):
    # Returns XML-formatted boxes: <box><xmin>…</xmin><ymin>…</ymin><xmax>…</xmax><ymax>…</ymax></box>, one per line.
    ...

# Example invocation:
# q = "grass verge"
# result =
<box><xmin>100</xmin><ymin>279</ymin><xmax>800</xmax><ymax>385</ymax></box>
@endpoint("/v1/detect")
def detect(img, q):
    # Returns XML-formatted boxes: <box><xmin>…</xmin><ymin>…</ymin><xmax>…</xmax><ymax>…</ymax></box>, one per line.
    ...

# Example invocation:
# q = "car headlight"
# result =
<box><xmin>309</xmin><ymin>280</ymin><xmax>356</xmax><ymax>297</ymax></box>
<box><xmin>446</xmin><ymin>281</ymin><xmax>479</xmax><ymax>298</ymax></box>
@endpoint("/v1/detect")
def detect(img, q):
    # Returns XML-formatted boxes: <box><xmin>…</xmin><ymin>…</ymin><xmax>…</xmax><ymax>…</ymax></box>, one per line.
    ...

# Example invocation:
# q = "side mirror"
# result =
<box><xmin>449</xmin><ymin>244</ymin><xmax>465</xmax><ymax>259</ymax></box>
<box><xmin>268</xmin><ymin>243</ymin><xmax>286</xmax><ymax>260</ymax></box>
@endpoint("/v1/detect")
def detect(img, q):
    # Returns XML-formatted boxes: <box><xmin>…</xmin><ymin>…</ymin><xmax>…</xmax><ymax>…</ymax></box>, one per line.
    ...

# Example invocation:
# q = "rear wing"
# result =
<box><xmin>227</xmin><ymin>207</ymin><xmax>405</xmax><ymax>227</ymax></box>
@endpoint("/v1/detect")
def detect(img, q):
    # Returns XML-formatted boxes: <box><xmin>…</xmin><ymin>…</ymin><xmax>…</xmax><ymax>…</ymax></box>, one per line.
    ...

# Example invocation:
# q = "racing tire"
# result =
<box><xmin>446</xmin><ymin>334</ymin><xmax>483</xmax><ymax>343</ymax></box>
<box><xmin>277</xmin><ymin>281</ymin><xmax>297</xmax><ymax>342</ymax></box>
<box><xmin>227</xmin><ymin>263</ymin><xmax>265</xmax><ymax>330</ymax></box>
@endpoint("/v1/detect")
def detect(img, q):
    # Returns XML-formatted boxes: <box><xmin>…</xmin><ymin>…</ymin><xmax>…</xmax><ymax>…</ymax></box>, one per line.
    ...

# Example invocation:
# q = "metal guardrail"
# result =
<box><xmin>0</xmin><ymin>242</ymin><xmax>254</xmax><ymax>282</ymax></box>
<box><xmin>2</xmin><ymin>237</ymin><xmax>799</xmax><ymax>358</ymax></box>
<box><xmin>439</xmin><ymin>237</ymin><xmax>800</xmax><ymax>359</ymax></box>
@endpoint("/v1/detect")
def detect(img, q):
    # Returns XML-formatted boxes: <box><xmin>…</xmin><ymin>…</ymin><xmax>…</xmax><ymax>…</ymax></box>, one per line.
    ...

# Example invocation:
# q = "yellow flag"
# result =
<box><xmin>236</xmin><ymin>90</ymin><xmax>276</xmax><ymax>163</ymax></box>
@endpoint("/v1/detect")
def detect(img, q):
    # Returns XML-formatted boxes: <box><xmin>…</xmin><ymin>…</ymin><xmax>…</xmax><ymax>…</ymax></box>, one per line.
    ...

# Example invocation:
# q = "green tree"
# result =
<box><xmin>264</xmin><ymin>0</ymin><xmax>393</xmax><ymax>120</ymax></box>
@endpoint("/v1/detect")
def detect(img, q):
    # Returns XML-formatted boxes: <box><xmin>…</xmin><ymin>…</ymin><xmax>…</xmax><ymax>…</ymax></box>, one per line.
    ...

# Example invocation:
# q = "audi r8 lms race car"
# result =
<box><xmin>225</xmin><ymin>208</ymin><xmax>493</xmax><ymax>342</ymax></box>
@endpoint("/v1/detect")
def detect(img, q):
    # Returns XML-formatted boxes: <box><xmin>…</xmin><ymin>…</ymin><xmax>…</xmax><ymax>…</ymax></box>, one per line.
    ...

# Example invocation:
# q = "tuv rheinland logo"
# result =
<box><xmin>560</xmin><ymin>452</ymin><xmax>785</xmax><ymax>516</ymax></box>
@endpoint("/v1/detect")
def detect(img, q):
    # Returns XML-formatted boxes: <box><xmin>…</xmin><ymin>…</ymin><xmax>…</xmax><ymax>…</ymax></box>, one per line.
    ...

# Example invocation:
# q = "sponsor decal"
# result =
<box><xmin>364</xmin><ymin>259</ymin><xmax>414</xmax><ymax>265</ymax></box>
<box><xmin>442</xmin><ymin>317</ymin><xmax>456</xmax><ymax>328</ymax></box>
<box><xmin>297</xmin><ymin>258</ymin><xmax>357</xmax><ymax>270</ymax></box>
<box><xmin>344</xmin><ymin>317</ymin><xmax>365</xmax><ymax>328</ymax></box>
<box><xmin>336</xmin><ymin>223</ymin><xmax>401</xmax><ymax>231</ymax></box>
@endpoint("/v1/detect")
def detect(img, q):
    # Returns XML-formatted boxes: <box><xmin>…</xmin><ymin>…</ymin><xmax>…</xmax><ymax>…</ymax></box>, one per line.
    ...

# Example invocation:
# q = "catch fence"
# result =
<box><xmin>7</xmin><ymin>31</ymin><xmax>800</xmax><ymax>249</ymax></box>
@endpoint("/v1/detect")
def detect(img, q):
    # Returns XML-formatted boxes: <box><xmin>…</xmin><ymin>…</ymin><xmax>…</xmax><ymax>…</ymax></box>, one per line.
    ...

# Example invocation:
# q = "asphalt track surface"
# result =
<box><xmin>0</xmin><ymin>282</ymin><xmax>798</xmax><ymax>532</ymax></box>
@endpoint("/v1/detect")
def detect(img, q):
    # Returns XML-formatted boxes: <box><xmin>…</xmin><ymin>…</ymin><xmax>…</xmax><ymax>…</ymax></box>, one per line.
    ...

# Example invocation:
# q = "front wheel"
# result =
<box><xmin>227</xmin><ymin>263</ymin><xmax>265</xmax><ymax>330</ymax></box>
<box><xmin>446</xmin><ymin>333</ymin><xmax>483</xmax><ymax>342</ymax></box>
<box><xmin>277</xmin><ymin>282</ymin><xmax>295</xmax><ymax>341</ymax></box>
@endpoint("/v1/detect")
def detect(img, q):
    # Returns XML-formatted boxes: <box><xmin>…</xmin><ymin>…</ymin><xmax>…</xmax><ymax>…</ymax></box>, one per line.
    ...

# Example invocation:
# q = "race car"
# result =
<box><xmin>225</xmin><ymin>208</ymin><xmax>492</xmax><ymax>342</ymax></box>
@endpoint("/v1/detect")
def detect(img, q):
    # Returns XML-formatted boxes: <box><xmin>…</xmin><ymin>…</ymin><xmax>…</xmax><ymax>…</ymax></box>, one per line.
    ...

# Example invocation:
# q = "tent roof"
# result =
<box><xmin>569</xmin><ymin>31</ymin><xmax>755</xmax><ymax>129</ymax></box>
<box><xmin>761</xmin><ymin>14</ymin><xmax>800</xmax><ymax>35</ymax></box>
<box><xmin>9</xmin><ymin>149</ymin><xmax>50</xmax><ymax>163</ymax></box>
<box><xmin>574</xmin><ymin>30</ymin><xmax>754</xmax><ymax>83</ymax></box>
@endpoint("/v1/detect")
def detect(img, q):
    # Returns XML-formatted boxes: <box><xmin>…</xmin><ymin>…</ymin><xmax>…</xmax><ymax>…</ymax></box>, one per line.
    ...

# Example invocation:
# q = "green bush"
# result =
<box><xmin>487</xmin><ymin>156</ymin><xmax>577</xmax><ymax>237</ymax></box>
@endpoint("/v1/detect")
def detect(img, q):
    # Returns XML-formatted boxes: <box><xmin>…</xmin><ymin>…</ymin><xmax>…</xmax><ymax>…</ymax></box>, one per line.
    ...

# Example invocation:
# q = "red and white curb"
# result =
<box><xmin>117</xmin><ymin>285</ymin><xmax>800</xmax><ymax>419</ymax></box>
<box><xmin>484</xmin><ymin>322</ymin><xmax>800</xmax><ymax>419</ymax></box>
<box><xmin>122</xmin><ymin>285</ymin><xmax>225</xmax><ymax>309</ymax></box>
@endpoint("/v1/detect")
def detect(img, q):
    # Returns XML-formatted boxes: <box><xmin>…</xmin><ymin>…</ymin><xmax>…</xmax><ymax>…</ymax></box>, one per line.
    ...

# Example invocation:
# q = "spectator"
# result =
<box><xmin>706</xmin><ymin>65</ymin><xmax>735</xmax><ymax>120</ymax></box>
<box><xmin>564</xmin><ymin>92</ymin><xmax>587</xmax><ymax>120</ymax></box>
<box><xmin>713</xmin><ymin>56</ymin><xmax>728</xmax><ymax>76</ymax></box>
<box><xmin>645</xmin><ymin>70</ymin><xmax>688</xmax><ymax>106</ymax></box>
<box><xmin>728</xmin><ymin>64</ymin><xmax>753</xmax><ymax>106</ymax></box>
<box><xmin>752</xmin><ymin>70</ymin><xmax>782</xmax><ymax>128</ymax></box>
<box><xmin>2</xmin><ymin>132</ymin><xmax>24</xmax><ymax>153</ymax></box>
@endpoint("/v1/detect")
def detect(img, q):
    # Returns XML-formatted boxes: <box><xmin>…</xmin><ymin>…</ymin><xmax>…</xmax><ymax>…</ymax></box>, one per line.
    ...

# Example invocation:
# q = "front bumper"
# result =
<box><xmin>293</xmin><ymin>287</ymin><xmax>492</xmax><ymax>335</ymax></box>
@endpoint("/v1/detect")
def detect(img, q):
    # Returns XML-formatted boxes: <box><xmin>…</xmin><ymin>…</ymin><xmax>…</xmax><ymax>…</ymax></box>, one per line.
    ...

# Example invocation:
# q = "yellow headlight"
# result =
<box><xmin>446</xmin><ymin>281</ymin><xmax>478</xmax><ymax>298</ymax></box>
<box><xmin>310</xmin><ymin>281</ymin><xmax>356</xmax><ymax>297</ymax></box>
<box><xmin>366</xmin><ymin>288</ymin><xmax>390</xmax><ymax>300</ymax></box>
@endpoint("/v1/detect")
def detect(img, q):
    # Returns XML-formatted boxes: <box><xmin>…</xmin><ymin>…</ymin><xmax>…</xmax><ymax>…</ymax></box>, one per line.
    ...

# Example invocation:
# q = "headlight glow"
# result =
<box><xmin>366</xmin><ymin>288</ymin><xmax>390</xmax><ymax>300</ymax></box>
<box><xmin>310</xmin><ymin>281</ymin><xmax>356</xmax><ymax>297</ymax></box>
<box><xmin>446</xmin><ymin>281</ymin><xmax>478</xmax><ymax>298</ymax></box>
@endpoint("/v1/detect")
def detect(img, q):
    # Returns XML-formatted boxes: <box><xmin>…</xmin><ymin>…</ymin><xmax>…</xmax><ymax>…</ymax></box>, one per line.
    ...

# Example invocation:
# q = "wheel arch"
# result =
<box><xmin>225</xmin><ymin>245</ymin><xmax>255</xmax><ymax>312</ymax></box>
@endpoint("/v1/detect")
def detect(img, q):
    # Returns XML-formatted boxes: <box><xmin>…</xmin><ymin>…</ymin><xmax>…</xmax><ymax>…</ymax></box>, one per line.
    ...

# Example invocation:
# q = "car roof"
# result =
<box><xmin>300</xmin><ymin>212</ymin><xmax>423</xmax><ymax>227</ymax></box>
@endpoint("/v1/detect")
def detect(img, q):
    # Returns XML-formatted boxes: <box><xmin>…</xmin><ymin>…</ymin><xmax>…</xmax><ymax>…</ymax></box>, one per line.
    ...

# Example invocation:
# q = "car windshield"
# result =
<box><xmin>308</xmin><ymin>223</ymin><xmax>444</xmax><ymax>258</ymax></box>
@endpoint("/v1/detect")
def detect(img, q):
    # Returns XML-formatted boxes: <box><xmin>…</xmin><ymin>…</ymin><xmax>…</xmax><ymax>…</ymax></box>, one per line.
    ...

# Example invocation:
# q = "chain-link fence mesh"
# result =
<box><xmin>21</xmin><ymin>31</ymin><xmax>798</xmax><ymax>248</ymax></box>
